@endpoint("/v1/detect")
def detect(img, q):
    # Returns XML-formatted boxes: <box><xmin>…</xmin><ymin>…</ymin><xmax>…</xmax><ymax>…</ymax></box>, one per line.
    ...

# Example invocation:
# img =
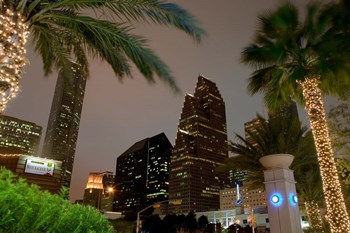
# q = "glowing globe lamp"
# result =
<box><xmin>290</xmin><ymin>193</ymin><xmax>298</xmax><ymax>206</ymax></box>
<box><xmin>270</xmin><ymin>193</ymin><xmax>283</xmax><ymax>206</ymax></box>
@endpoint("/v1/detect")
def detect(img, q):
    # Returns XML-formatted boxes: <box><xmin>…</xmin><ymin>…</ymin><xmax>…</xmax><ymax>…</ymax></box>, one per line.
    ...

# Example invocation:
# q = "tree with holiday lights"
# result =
<box><xmin>0</xmin><ymin>0</ymin><xmax>204</xmax><ymax>113</ymax></box>
<box><xmin>219</xmin><ymin>113</ymin><xmax>325</xmax><ymax>231</ymax></box>
<box><xmin>328</xmin><ymin>92</ymin><xmax>350</xmax><ymax>211</ymax></box>
<box><xmin>241</xmin><ymin>2</ymin><xmax>350</xmax><ymax>232</ymax></box>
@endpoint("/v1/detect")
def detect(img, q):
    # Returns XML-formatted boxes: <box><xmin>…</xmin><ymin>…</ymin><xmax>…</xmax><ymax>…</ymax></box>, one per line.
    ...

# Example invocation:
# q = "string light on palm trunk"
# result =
<box><xmin>298</xmin><ymin>77</ymin><xmax>350</xmax><ymax>233</ymax></box>
<box><xmin>0</xmin><ymin>8</ymin><xmax>29</xmax><ymax>113</ymax></box>
<box><xmin>305</xmin><ymin>201</ymin><xmax>324</xmax><ymax>232</ymax></box>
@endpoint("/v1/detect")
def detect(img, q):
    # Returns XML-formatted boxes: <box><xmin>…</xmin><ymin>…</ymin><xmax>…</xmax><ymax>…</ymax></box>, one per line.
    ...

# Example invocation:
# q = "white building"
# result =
<box><xmin>195</xmin><ymin>209</ymin><xmax>269</xmax><ymax>231</ymax></box>
<box><xmin>220</xmin><ymin>186</ymin><xmax>266</xmax><ymax>210</ymax></box>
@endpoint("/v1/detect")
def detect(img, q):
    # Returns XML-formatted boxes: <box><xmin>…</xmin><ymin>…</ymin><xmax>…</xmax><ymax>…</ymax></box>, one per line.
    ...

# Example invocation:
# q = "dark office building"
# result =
<box><xmin>168</xmin><ymin>75</ymin><xmax>229</xmax><ymax>214</ymax></box>
<box><xmin>42</xmin><ymin>63</ymin><xmax>87</xmax><ymax>188</ymax></box>
<box><xmin>114</xmin><ymin>132</ymin><xmax>173</xmax><ymax>217</ymax></box>
<box><xmin>0</xmin><ymin>115</ymin><xmax>42</xmax><ymax>155</ymax></box>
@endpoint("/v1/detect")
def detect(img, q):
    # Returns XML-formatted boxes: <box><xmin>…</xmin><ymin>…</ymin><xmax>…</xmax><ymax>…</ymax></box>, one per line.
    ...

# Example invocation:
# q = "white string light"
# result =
<box><xmin>305</xmin><ymin>201</ymin><xmax>324</xmax><ymax>232</ymax></box>
<box><xmin>0</xmin><ymin>8</ymin><xmax>29</xmax><ymax>113</ymax></box>
<box><xmin>299</xmin><ymin>77</ymin><xmax>350</xmax><ymax>232</ymax></box>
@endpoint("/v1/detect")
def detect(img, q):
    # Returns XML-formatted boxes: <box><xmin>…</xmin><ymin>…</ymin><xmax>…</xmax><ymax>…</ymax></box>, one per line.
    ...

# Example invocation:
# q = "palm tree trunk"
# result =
<box><xmin>305</xmin><ymin>201</ymin><xmax>324</xmax><ymax>232</ymax></box>
<box><xmin>0</xmin><ymin>6</ymin><xmax>28</xmax><ymax>114</ymax></box>
<box><xmin>298</xmin><ymin>77</ymin><xmax>350</xmax><ymax>233</ymax></box>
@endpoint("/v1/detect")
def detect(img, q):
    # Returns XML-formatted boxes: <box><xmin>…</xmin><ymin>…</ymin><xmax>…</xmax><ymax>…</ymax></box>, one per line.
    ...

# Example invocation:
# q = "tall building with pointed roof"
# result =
<box><xmin>169</xmin><ymin>75</ymin><xmax>229</xmax><ymax>214</ymax></box>
<box><xmin>42</xmin><ymin>63</ymin><xmax>87</xmax><ymax>188</ymax></box>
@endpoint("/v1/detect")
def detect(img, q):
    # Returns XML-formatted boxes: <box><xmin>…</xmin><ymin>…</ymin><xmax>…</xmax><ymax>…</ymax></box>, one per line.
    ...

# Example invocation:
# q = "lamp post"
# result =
<box><xmin>136</xmin><ymin>199</ymin><xmax>181</xmax><ymax>233</ymax></box>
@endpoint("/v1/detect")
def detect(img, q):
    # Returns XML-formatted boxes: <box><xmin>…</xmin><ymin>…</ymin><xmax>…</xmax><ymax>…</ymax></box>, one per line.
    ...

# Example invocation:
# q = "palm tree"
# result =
<box><xmin>0</xmin><ymin>0</ymin><xmax>204</xmax><ymax>113</ymax></box>
<box><xmin>219</xmin><ymin>113</ymin><xmax>325</xmax><ymax>231</ymax></box>
<box><xmin>241</xmin><ymin>2</ymin><xmax>350</xmax><ymax>231</ymax></box>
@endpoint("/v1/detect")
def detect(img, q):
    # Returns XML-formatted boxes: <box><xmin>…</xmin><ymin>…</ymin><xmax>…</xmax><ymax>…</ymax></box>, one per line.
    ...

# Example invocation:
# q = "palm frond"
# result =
<box><xmin>31</xmin><ymin>0</ymin><xmax>205</xmax><ymax>42</ymax></box>
<box><xmin>242</xmin><ymin>1</ymin><xmax>350</xmax><ymax>110</ymax></box>
<box><xmin>34</xmin><ymin>12</ymin><xmax>181</xmax><ymax>90</ymax></box>
<box><xmin>3</xmin><ymin>0</ymin><xmax>205</xmax><ymax>92</ymax></box>
<box><xmin>218</xmin><ymin>109</ymin><xmax>322</xmax><ymax>203</ymax></box>
<box><xmin>31</xmin><ymin>23</ymin><xmax>71</xmax><ymax>75</ymax></box>
<box><xmin>104</xmin><ymin>0</ymin><xmax>205</xmax><ymax>42</ymax></box>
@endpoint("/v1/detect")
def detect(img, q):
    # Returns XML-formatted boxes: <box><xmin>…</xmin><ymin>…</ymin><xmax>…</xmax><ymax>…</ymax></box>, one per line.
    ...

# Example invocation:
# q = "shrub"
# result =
<box><xmin>0</xmin><ymin>168</ymin><xmax>114</xmax><ymax>233</ymax></box>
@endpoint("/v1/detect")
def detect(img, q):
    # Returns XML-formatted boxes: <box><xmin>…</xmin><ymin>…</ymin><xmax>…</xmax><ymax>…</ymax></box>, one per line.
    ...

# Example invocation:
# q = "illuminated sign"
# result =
<box><xmin>235</xmin><ymin>183</ymin><xmax>242</xmax><ymax>204</ymax></box>
<box><xmin>25</xmin><ymin>159</ymin><xmax>55</xmax><ymax>176</ymax></box>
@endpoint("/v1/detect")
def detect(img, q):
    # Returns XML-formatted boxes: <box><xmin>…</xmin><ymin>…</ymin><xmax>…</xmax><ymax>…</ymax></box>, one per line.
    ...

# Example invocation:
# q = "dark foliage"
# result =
<box><xmin>0</xmin><ymin>168</ymin><xmax>114</xmax><ymax>233</ymax></box>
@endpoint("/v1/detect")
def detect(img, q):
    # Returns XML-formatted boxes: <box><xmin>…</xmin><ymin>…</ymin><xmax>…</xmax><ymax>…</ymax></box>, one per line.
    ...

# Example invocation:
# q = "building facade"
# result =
<box><xmin>114</xmin><ymin>132</ymin><xmax>173</xmax><ymax>217</ymax></box>
<box><xmin>0</xmin><ymin>154</ymin><xmax>62</xmax><ymax>194</ymax></box>
<box><xmin>0</xmin><ymin>115</ymin><xmax>42</xmax><ymax>155</ymax></box>
<box><xmin>195</xmin><ymin>209</ymin><xmax>270</xmax><ymax>231</ymax></box>
<box><xmin>169</xmin><ymin>75</ymin><xmax>229</xmax><ymax>214</ymax></box>
<box><xmin>42</xmin><ymin>63</ymin><xmax>87</xmax><ymax>188</ymax></box>
<box><xmin>220</xmin><ymin>187</ymin><xmax>266</xmax><ymax>212</ymax></box>
<box><xmin>83</xmin><ymin>171</ymin><xmax>115</xmax><ymax>211</ymax></box>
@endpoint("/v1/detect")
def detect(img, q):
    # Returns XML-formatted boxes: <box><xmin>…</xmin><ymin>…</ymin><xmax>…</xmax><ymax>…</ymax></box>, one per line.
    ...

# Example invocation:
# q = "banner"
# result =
<box><xmin>25</xmin><ymin>159</ymin><xmax>55</xmax><ymax>176</ymax></box>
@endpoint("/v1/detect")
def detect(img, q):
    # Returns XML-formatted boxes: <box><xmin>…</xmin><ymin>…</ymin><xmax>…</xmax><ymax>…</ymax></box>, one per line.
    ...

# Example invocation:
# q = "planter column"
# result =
<box><xmin>259</xmin><ymin>154</ymin><xmax>302</xmax><ymax>233</ymax></box>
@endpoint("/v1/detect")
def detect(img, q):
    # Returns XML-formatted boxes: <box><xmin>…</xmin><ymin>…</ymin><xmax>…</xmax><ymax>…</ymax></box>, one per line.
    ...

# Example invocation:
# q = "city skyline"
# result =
<box><xmin>4</xmin><ymin>0</ymin><xmax>315</xmax><ymax>202</ymax></box>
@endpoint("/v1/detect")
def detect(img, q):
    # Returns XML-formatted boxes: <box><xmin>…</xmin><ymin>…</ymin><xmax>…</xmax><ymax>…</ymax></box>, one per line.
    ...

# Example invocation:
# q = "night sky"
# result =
<box><xmin>5</xmin><ymin>0</ymin><xmax>319</xmax><ymax>202</ymax></box>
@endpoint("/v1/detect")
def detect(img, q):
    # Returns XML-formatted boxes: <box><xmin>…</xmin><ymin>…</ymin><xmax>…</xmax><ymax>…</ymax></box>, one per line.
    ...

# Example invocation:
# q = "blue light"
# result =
<box><xmin>236</xmin><ymin>183</ymin><xmax>242</xmax><ymax>204</ymax></box>
<box><xmin>289</xmin><ymin>193</ymin><xmax>298</xmax><ymax>206</ymax></box>
<box><xmin>270</xmin><ymin>193</ymin><xmax>283</xmax><ymax>207</ymax></box>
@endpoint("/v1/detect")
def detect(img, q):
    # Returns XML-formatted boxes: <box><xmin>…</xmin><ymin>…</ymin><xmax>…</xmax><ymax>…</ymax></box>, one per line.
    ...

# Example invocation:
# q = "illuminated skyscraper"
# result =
<box><xmin>0</xmin><ymin>115</ymin><xmax>42</xmax><ymax>155</ymax></box>
<box><xmin>42</xmin><ymin>63</ymin><xmax>87</xmax><ymax>188</ymax></box>
<box><xmin>83</xmin><ymin>171</ymin><xmax>115</xmax><ymax>211</ymax></box>
<box><xmin>114</xmin><ymin>132</ymin><xmax>172</xmax><ymax>217</ymax></box>
<box><xmin>169</xmin><ymin>75</ymin><xmax>229</xmax><ymax>214</ymax></box>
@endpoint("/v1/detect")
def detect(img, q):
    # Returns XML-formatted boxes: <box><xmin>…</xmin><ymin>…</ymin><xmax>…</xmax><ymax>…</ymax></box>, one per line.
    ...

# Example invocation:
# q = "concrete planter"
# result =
<box><xmin>259</xmin><ymin>153</ymin><xmax>294</xmax><ymax>169</ymax></box>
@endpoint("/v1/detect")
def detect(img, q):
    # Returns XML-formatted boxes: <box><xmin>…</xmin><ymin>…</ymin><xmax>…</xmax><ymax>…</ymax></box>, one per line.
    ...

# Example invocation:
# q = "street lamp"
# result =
<box><xmin>136</xmin><ymin>199</ymin><xmax>181</xmax><ymax>233</ymax></box>
<box><xmin>249</xmin><ymin>206</ymin><xmax>255</xmax><ymax>233</ymax></box>
<box><xmin>98</xmin><ymin>186</ymin><xmax>114</xmax><ymax>210</ymax></box>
